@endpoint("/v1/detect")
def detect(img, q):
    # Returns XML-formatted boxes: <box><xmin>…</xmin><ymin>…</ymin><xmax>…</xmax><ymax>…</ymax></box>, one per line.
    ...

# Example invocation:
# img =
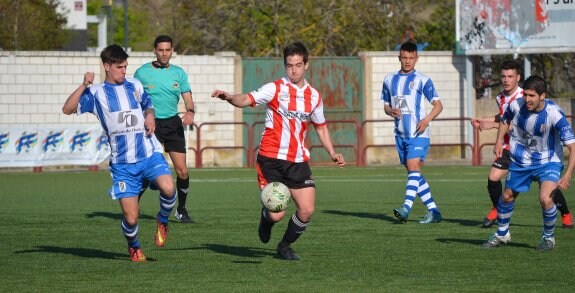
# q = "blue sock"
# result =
<box><xmin>157</xmin><ymin>191</ymin><xmax>177</xmax><ymax>223</ymax></box>
<box><xmin>402</xmin><ymin>171</ymin><xmax>420</xmax><ymax>213</ymax></box>
<box><xmin>542</xmin><ymin>205</ymin><xmax>557</xmax><ymax>238</ymax></box>
<box><xmin>121</xmin><ymin>218</ymin><xmax>139</xmax><ymax>248</ymax></box>
<box><xmin>417</xmin><ymin>175</ymin><xmax>438</xmax><ymax>212</ymax></box>
<box><xmin>496</xmin><ymin>197</ymin><xmax>514</xmax><ymax>237</ymax></box>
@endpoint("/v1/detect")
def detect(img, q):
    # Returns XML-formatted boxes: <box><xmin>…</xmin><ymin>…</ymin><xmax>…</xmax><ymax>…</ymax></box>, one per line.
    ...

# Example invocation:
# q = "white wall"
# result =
<box><xmin>0</xmin><ymin>50</ymin><xmax>471</xmax><ymax>167</ymax></box>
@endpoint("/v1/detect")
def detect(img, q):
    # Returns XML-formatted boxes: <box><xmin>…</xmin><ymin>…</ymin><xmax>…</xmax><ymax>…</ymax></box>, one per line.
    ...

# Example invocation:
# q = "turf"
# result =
<box><xmin>1</xmin><ymin>166</ymin><xmax>574</xmax><ymax>292</ymax></box>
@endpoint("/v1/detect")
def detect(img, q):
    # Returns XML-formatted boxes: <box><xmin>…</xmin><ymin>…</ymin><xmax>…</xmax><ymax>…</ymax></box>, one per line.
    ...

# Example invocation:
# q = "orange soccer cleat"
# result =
<box><xmin>562</xmin><ymin>213</ymin><xmax>574</xmax><ymax>229</ymax></box>
<box><xmin>129</xmin><ymin>247</ymin><xmax>146</xmax><ymax>262</ymax></box>
<box><xmin>482</xmin><ymin>207</ymin><xmax>498</xmax><ymax>228</ymax></box>
<box><xmin>155</xmin><ymin>220</ymin><xmax>169</xmax><ymax>247</ymax></box>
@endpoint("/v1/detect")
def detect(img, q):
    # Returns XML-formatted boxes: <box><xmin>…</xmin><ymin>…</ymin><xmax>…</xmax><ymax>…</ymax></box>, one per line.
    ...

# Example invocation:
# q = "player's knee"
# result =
<box><xmin>123</xmin><ymin>214</ymin><xmax>138</xmax><ymax>226</ymax></box>
<box><xmin>297</xmin><ymin>207</ymin><xmax>314</xmax><ymax>222</ymax></box>
<box><xmin>175</xmin><ymin>167</ymin><xmax>188</xmax><ymax>179</ymax></box>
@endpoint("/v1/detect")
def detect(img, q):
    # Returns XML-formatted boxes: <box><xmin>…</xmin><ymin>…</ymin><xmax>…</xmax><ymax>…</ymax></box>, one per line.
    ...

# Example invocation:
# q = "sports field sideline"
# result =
<box><xmin>1</xmin><ymin>165</ymin><xmax>574</xmax><ymax>291</ymax></box>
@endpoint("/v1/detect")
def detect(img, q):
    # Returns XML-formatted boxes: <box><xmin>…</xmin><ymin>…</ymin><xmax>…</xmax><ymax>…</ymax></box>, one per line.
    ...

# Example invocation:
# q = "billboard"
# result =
<box><xmin>457</xmin><ymin>0</ymin><xmax>575</xmax><ymax>55</ymax></box>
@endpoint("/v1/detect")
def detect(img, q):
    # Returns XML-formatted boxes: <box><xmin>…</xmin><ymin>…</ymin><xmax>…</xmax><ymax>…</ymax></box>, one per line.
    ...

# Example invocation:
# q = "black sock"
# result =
<box><xmin>487</xmin><ymin>179</ymin><xmax>501</xmax><ymax>207</ymax></box>
<box><xmin>281</xmin><ymin>214</ymin><xmax>309</xmax><ymax>245</ymax></box>
<box><xmin>177</xmin><ymin>177</ymin><xmax>189</xmax><ymax>209</ymax></box>
<box><xmin>261</xmin><ymin>208</ymin><xmax>274</xmax><ymax>225</ymax></box>
<box><xmin>553</xmin><ymin>189</ymin><xmax>569</xmax><ymax>215</ymax></box>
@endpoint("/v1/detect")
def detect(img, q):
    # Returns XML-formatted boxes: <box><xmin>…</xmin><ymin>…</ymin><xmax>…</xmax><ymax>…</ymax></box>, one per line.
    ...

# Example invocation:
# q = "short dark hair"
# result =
<box><xmin>154</xmin><ymin>35</ymin><xmax>173</xmax><ymax>48</ymax></box>
<box><xmin>400</xmin><ymin>42</ymin><xmax>418</xmax><ymax>53</ymax></box>
<box><xmin>283</xmin><ymin>41</ymin><xmax>308</xmax><ymax>66</ymax></box>
<box><xmin>100</xmin><ymin>44</ymin><xmax>129</xmax><ymax>65</ymax></box>
<box><xmin>500</xmin><ymin>60</ymin><xmax>521</xmax><ymax>74</ymax></box>
<box><xmin>522</xmin><ymin>75</ymin><xmax>547</xmax><ymax>95</ymax></box>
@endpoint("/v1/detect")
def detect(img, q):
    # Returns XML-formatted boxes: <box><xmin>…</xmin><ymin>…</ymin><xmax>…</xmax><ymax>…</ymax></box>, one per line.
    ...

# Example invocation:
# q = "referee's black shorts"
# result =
<box><xmin>154</xmin><ymin>115</ymin><xmax>186</xmax><ymax>153</ymax></box>
<box><xmin>256</xmin><ymin>155</ymin><xmax>315</xmax><ymax>190</ymax></box>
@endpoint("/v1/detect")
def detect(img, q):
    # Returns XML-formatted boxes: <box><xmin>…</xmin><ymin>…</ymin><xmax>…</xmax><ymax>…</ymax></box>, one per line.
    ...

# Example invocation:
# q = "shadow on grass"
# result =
<box><xmin>85</xmin><ymin>211</ymin><xmax>156</xmax><ymax>221</ymax></box>
<box><xmin>171</xmin><ymin>243</ymin><xmax>274</xmax><ymax>260</ymax></box>
<box><xmin>322</xmin><ymin>209</ymin><xmax>397</xmax><ymax>223</ymax></box>
<box><xmin>13</xmin><ymin>245</ymin><xmax>153</xmax><ymax>261</ymax></box>
<box><xmin>436</xmin><ymin>238</ymin><xmax>534</xmax><ymax>249</ymax></box>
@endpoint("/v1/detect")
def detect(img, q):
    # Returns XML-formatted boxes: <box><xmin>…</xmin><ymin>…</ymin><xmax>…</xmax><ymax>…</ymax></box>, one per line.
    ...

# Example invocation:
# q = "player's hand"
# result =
<box><xmin>471</xmin><ymin>118</ymin><xmax>481</xmax><ymax>129</ymax></box>
<box><xmin>557</xmin><ymin>177</ymin><xmax>571</xmax><ymax>190</ymax></box>
<box><xmin>181</xmin><ymin>111</ymin><xmax>194</xmax><ymax>126</ymax></box>
<box><xmin>415</xmin><ymin>119</ymin><xmax>429</xmax><ymax>135</ymax></box>
<box><xmin>83</xmin><ymin>72</ymin><xmax>94</xmax><ymax>86</ymax></box>
<box><xmin>330</xmin><ymin>153</ymin><xmax>346</xmax><ymax>168</ymax></box>
<box><xmin>493</xmin><ymin>142</ymin><xmax>503</xmax><ymax>158</ymax></box>
<box><xmin>211</xmin><ymin>90</ymin><xmax>230</xmax><ymax>101</ymax></box>
<box><xmin>389</xmin><ymin>108</ymin><xmax>401</xmax><ymax>119</ymax></box>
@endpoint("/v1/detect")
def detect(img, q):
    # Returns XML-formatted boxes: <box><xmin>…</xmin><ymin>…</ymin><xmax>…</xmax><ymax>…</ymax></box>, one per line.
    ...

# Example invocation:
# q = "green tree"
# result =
<box><xmin>86</xmin><ymin>0</ymin><xmax>152</xmax><ymax>51</ymax></box>
<box><xmin>0</xmin><ymin>0</ymin><xmax>69</xmax><ymax>50</ymax></box>
<box><xmin>419</xmin><ymin>0</ymin><xmax>456</xmax><ymax>51</ymax></box>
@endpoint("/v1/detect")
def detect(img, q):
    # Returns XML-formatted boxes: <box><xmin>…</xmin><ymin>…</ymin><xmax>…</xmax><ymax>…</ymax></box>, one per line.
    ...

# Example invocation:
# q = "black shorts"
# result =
<box><xmin>256</xmin><ymin>155</ymin><xmax>315</xmax><ymax>190</ymax></box>
<box><xmin>154</xmin><ymin>115</ymin><xmax>186</xmax><ymax>153</ymax></box>
<box><xmin>491</xmin><ymin>149</ymin><xmax>511</xmax><ymax>170</ymax></box>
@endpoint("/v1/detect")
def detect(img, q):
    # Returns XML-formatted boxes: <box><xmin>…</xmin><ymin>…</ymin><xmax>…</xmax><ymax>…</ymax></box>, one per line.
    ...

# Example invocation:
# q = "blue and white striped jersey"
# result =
<box><xmin>380</xmin><ymin>70</ymin><xmax>439</xmax><ymax>139</ymax></box>
<box><xmin>76</xmin><ymin>78</ymin><xmax>163</xmax><ymax>164</ymax></box>
<box><xmin>503</xmin><ymin>99</ymin><xmax>575</xmax><ymax>167</ymax></box>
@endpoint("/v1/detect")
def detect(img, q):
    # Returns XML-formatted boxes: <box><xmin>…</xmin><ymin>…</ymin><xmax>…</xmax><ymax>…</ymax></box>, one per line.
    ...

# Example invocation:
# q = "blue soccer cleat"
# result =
<box><xmin>419</xmin><ymin>210</ymin><xmax>442</xmax><ymax>224</ymax></box>
<box><xmin>393</xmin><ymin>207</ymin><xmax>409</xmax><ymax>223</ymax></box>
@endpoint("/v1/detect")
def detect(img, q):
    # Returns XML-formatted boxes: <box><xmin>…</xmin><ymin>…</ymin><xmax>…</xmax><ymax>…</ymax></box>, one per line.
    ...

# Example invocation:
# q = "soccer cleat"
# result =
<box><xmin>561</xmin><ymin>213</ymin><xmax>573</xmax><ymax>229</ymax></box>
<box><xmin>276</xmin><ymin>242</ymin><xmax>299</xmax><ymax>261</ymax></box>
<box><xmin>174</xmin><ymin>207</ymin><xmax>193</xmax><ymax>223</ymax></box>
<box><xmin>419</xmin><ymin>210</ymin><xmax>442</xmax><ymax>224</ymax></box>
<box><xmin>482</xmin><ymin>207</ymin><xmax>498</xmax><ymax>228</ymax></box>
<box><xmin>482</xmin><ymin>232</ymin><xmax>511</xmax><ymax>248</ymax></box>
<box><xmin>129</xmin><ymin>247</ymin><xmax>146</xmax><ymax>262</ymax></box>
<box><xmin>393</xmin><ymin>207</ymin><xmax>409</xmax><ymax>223</ymax></box>
<box><xmin>155</xmin><ymin>220</ymin><xmax>169</xmax><ymax>247</ymax></box>
<box><xmin>536</xmin><ymin>236</ymin><xmax>555</xmax><ymax>251</ymax></box>
<box><xmin>258</xmin><ymin>208</ymin><xmax>273</xmax><ymax>243</ymax></box>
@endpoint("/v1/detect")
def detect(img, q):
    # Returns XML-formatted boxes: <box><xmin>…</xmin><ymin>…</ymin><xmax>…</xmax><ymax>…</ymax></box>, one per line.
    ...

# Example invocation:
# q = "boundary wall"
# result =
<box><xmin>1</xmin><ymin>50</ymin><xmax>477</xmax><ymax>168</ymax></box>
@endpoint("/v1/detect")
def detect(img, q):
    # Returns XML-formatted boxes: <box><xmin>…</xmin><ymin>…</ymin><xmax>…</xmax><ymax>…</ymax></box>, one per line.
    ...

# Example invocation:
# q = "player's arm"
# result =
<box><xmin>62</xmin><ymin>72</ymin><xmax>94</xmax><ymax>115</ymax></box>
<box><xmin>315</xmin><ymin>124</ymin><xmax>345</xmax><ymax>167</ymax></box>
<box><xmin>211</xmin><ymin>90</ymin><xmax>253</xmax><ymax>108</ymax></box>
<box><xmin>416</xmin><ymin>100</ymin><xmax>443</xmax><ymax>134</ymax></box>
<box><xmin>181</xmin><ymin>91</ymin><xmax>195</xmax><ymax>125</ymax></box>
<box><xmin>558</xmin><ymin>143</ymin><xmax>575</xmax><ymax>190</ymax></box>
<box><xmin>471</xmin><ymin>115</ymin><xmax>500</xmax><ymax>131</ymax></box>
<box><xmin>493</xmin><ymin>120</ymin><xmax>510</xmax><ymax>158</ymax></box>
<box><xmin>144</xmin><ymin>108</ymin><xmax>155</xmax><ymax>136</ymax></box>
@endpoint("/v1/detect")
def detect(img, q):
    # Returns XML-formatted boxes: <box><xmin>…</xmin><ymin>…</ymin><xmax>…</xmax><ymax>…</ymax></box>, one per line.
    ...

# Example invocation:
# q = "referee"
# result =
<box><xmin>135</xmin><ymin>35</ymin><xmax>195</xmax><ymax>223</ymax></box>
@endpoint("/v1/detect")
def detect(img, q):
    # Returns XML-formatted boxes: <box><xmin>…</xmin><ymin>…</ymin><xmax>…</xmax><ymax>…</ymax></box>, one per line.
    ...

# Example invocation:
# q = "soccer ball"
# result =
<box><xmin>260</xmin><ymin>182</ymin><xmax>291</xmax><ymax>212</ymax></box>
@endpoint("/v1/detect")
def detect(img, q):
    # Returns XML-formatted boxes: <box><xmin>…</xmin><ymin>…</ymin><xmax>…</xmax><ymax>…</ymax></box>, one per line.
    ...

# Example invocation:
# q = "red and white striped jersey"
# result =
<box><xmin>248</xmin><ymin>77</ymin><xmax>327</xmax><ymax>163</ymax></box>
<box><xmin>496</xmin><ymin>86</ymin><xmax>523</xmax><ymax>150</ymax></box>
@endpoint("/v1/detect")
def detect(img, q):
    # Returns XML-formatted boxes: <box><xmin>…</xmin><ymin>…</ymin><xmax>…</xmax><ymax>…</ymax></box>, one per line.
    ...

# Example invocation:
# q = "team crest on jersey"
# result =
<box><xmin>409</xmin><ymin>81</ymin><xmax>414</xmax><ymax>89</ymax></box>
<box><xmin>172</xmin><ymin>82</ymin><xmax>180</xmax><ymax>90</ymax></box>
<box><xmin>134</xmin><ymin>91</ymin><xmax>141</xmax><ymax>99</ymax></box>
<box><xmin>540</xmin><ymin>124</ymin><xmax>547</xmax><ymax>134</ymax></box>
<box><xmin>278</xmin><ymin>94</ymin><xmax>289</xmax><ymax>101</ymax></box>
<box><xmin>118</xmin><ymin>182</ymin><xmax>127</xmax><ymax>192</ymax></box>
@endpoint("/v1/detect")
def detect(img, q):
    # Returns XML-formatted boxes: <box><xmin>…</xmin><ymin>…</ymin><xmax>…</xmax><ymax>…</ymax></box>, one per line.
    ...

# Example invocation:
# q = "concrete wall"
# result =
<box><xmin>0</xmin><ymin>50</ymin><xmax>476</xmax><ymax>167</ymax></box>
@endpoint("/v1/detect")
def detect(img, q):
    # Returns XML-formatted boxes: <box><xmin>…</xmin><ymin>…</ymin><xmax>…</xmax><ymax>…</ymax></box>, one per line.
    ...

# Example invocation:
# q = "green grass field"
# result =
<box><xmin>1</xmin><ymin>166</ymin><xmax>575</xmax><ymax>292</ymax></box>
